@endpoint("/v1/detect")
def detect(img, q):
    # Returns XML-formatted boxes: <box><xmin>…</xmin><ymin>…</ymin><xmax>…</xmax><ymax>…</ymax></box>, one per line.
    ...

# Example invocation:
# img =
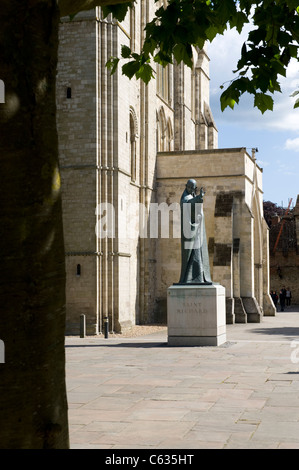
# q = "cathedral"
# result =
<box><xmin>56</xmin><ymin>3</ymin><xmax>275</xmax><ymax>335</ymax></box>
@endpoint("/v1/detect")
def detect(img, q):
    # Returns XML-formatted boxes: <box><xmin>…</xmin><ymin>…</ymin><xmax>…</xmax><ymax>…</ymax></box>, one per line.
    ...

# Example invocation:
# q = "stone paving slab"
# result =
<box><xmin>65</xmin><ymin>307</ymin><xmax>299</xmax><ymax>449</ymax></box>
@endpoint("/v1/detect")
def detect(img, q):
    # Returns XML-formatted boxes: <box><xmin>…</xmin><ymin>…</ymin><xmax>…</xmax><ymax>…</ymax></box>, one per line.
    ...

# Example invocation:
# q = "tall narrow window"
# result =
<box><xmin>157</xmin><ymin>64</ymin><xmax>169</xmax><ymax>103</ymax></box>
<box><xmin>191</xmin><ymin>69</ymin><xmax>196</xmax><ymax>121</ymax></box>
<box><xmin>67</xmin><ymin>87</ymin><xmax>72</xmax><ymax>99</ymax></box>
<box><xmin>166</xmin><ymin>119</ymin><xmax>173</xmax><ymax>151</ymax></box>
<box><xmin>130</xmin><ymin>114</ymin><xmax>136</xmax><ymax>181</ymax></box>
<box><xmin>76</xmin><ymin>264</ymin><xmax>81</xmax><ymax>276</ymax></box>
<box><xmin>130</xmin><ymin>5</ymin><xmax>136</xmax><ymax>52</ymax></box>
<box><xmin>157</xmin><ymin>107</ymin><xmax>166</xmax><ymax>151</ymax></box>
<box><xmin>129</xmin><ymin>108</ymin><xmax>138</xmax><ymax>182</ymax></box>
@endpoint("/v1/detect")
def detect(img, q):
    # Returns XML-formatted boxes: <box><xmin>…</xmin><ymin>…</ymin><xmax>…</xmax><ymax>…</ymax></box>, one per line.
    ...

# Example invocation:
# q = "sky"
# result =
<box><xmin>207</xmin><ymin>26</ymin><xmax>299</xmax><ymax>209</ymax></box>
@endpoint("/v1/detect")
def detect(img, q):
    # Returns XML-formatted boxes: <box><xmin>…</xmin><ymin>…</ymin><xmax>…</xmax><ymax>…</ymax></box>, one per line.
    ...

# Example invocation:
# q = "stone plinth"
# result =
<box><xmin>167</xmin><ymin>283</ymin><xmax>226</xmax><ymax>346</ymax></box>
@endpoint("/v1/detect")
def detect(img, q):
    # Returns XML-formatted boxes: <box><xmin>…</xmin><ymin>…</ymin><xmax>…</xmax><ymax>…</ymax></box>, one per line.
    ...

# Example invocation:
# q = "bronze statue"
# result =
<box><xmin>178</xmin><ymin>179</ymin><xmax>212</xmax><ymax>284</ymax></box>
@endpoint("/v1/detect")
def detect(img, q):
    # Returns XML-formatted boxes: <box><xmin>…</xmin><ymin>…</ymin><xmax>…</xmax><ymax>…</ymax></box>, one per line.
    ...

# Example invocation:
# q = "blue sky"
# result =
<box><xmin>208</xmin><ymin>26</ymin><xmax>299</xmax><ymax>209</ymax></box>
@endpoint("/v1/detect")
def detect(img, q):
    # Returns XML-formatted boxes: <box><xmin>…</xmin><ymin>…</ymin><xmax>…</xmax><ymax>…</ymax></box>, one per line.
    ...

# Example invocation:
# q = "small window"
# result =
<box><xmin>67</xmin><ymin>87</ymin><xmax>72</xmax><ymax>99</ymax></box>
<box><xmin>76</xmin><ymin>264</ymin><xmax>81</xmax><ymax>276</ymax></box>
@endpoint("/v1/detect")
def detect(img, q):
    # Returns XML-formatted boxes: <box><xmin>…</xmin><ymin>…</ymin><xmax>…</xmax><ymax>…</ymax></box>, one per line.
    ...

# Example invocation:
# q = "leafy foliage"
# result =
<box><xmin>101</xmin><ymin>1</ymin><xmax>132</xmax><ymax>21</ymax></box>
<box><xmin>263</xmin><ymin>200</ymin><xmax>286</xmax><ymax>227</ymax></box>
<box><xmin>104</xmin><ymin>0</ymin><xmax>299</xmax><ymax>113</ymax></box>
<box><xmin>291</xmin><ymin>89</ymin><xmax>299</xmax><ymax>108</ymax></box>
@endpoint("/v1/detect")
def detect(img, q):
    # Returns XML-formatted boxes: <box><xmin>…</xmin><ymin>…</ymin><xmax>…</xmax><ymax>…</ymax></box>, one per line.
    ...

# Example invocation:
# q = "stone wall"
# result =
<box><xmin>57</xmin><ymin>14</ymin><xmax>99</xmax><ymax>334</ymax></box>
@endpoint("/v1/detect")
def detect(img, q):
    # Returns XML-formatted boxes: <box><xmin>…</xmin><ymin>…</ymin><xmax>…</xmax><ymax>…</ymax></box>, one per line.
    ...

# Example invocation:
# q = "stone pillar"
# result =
<box><xmin>213</xmin><ymin>193</ymin><xmax>234</xmax><ymax>324</ymax></box>
<box><xmin>240</xmin><ymin>209</ymin><xmax>262</xmax><ymax>322</ymax></box>
<box><xmin>262</xmin><ymin>220</ymin><xmax>276</xmax><ymax>316</ymax></box>
<box><xmin>173</xmin><ymin>62</ymin><xmax>185</xmax><ymax>151</ymax></box>
<box><xmin>232</xmin><ymin>238</ymin><xmax>247</xmax><ymax>323</ymax></box>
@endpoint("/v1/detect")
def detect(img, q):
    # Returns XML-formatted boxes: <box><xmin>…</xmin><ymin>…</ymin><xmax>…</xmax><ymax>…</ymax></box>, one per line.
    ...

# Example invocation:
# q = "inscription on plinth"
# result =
<box><xmin>167</xmin><ymin>284</ymin><xmax>226</xmax><ymax>346</ymax></box>
<box><xmin>176</xmin><ymin>304</ymin><xmax>208</xmax><ymax>315</ymax></box>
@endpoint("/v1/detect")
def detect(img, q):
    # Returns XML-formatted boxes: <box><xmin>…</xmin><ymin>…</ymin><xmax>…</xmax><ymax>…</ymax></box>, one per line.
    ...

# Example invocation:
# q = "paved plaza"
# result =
<box><xmin>65</xmin><ymin>306</ymin><xmax>299</xmax><ymax>449</ymax></box>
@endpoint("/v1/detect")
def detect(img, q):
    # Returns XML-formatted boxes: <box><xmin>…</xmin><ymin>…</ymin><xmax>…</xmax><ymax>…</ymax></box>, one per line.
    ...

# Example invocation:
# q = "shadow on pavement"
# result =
<box><xmin>249</xmin><ymin>327</ymin><xmax>299</xmax><ymax>337</ymax></box>
<box><xmin>65</xmin><ymin>342</ymin><xmax>168</xmax><ymax>348</ymax></box>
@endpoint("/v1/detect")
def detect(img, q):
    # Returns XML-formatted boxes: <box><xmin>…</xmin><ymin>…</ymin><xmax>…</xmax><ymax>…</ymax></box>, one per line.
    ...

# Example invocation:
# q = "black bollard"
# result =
<box><xmin>104</xmin><ymin>316</ymin><xmax>109</xmax><ymax>339</ymax></box>
<box><xmin>80</xmin><ymin>314</ymin><xmax>86</xmax><ymax>338</ymax></box>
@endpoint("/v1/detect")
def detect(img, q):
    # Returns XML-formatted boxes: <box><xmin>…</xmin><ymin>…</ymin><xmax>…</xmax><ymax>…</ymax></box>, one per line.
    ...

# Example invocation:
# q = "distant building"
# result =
<box><xmin>269</xmin><ymin>195</ymin><xmax>299</xmax><ymax>303</ymax></box>
<box><xmin>56</xmin><ymin>3</ymin><xmax>275</xmax><ymax>335</ymax></box>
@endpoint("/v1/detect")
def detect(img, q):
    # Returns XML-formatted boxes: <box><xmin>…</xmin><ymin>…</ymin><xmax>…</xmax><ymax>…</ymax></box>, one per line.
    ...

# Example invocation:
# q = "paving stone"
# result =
<box><xmin>66</xmin><ymin>309</ymin><xmax>299</xmax><ymax>449</ymax></box>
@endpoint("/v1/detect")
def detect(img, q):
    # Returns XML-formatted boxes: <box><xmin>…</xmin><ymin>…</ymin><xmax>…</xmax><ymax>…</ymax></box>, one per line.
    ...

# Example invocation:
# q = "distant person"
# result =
<box><xmin>281</xmin><ymin>286</ymin><xmax>286</xmax><ymax>297</ymax></box>
<box><xmin>271</xmin><ymin>290</ymin><xmax>278</xmax><ymax>308</ymax></box>
<box><xmin>279</xmin><ymin>289</ymin><xmax>286</xmax><ymax>312</ymax></box>
<box><xmin>286</xmin><ymin>287</ymin><xmax>292</xmax><ymax>306</ymax></box>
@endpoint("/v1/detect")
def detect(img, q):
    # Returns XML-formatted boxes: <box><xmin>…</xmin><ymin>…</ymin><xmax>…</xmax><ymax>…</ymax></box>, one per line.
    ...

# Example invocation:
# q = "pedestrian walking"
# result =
<box><xmin>271</xmin><ymin>290</ymin><xmax>278</xmax><ymax>308</ymax></box>
<box><xmin>279</xmin><ymin>289</ymin><xmax>286</xmax><ymax>312</ymax></box>
<box><xmin>286</xmin><ymin>287</ymin><xmax>292</xmax><ymax>306</ymax></box>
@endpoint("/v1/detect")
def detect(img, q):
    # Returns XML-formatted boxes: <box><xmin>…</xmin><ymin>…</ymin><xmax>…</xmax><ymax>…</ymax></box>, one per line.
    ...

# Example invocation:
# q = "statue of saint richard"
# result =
<box><xmin>178</xmin><ymin>179</ymin><xmax>212</xmax><ymax>284</ymax></box>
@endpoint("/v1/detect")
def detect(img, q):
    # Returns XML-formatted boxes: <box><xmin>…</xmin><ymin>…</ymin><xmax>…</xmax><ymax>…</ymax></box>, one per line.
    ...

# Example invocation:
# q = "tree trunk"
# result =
<box><xmin>0</xmin><ymin>1</ymin><xmax>69</xmax><ymax>448</ymax></box>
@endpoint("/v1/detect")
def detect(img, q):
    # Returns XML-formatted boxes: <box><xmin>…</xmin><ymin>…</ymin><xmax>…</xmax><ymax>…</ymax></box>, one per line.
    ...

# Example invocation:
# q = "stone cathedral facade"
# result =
<box><xmin>56</xmin><ymin>3</ymin><xmax>275</xmax><ymax>335</ymax></box>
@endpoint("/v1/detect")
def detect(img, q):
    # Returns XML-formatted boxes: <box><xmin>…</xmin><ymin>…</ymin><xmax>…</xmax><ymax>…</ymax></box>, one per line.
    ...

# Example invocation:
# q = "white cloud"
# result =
<box><xmin>208</xmin><ymin>28</ymin><xmax>299</xmax><ymax>133</ymax></box>
<box><xmin>256</xmin><ymin>159</ymin><xmax>269</xmax><ymax>167</ymax></box>
<box><xmin>284</xmin><ymin>137</ymin><xmax>299</xmax><ymax>152</ymax></box>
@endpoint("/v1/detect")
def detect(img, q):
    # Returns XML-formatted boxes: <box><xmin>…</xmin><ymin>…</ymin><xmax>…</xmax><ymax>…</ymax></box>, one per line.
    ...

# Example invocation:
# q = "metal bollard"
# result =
<box><xmin>80</xmin><ymin>314</ymin><xmax>86</xmax><ymax>338</ymax></box>
<box><xmin>104</xmin><ymin>316</ymin><xmax>109</xmax><ymax>339</ymax></box>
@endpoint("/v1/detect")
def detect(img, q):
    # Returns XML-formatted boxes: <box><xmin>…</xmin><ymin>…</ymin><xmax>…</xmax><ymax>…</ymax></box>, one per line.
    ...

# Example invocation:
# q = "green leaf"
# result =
<box><xmin>154</xmin><ymin>49</ymin><xmax>172</xmax><ymax>66</ymax></box>
<box><xmin>136</xmin><ymin>63</ymin><xmax>155</xmax><ymax>85</ymax></box>
<box><xmin>254</xmin><ymin>93</ymin><xmax>274</xmax><ymax>113</ymax></box>
<box><xmin>216</xmin><ymin>0</ymin><xmax>237</xmax><ymax>23</ymax></box>
<box><xmin>173</xmin><ymin>44</ymin><xmax>193</xmax><ymax>68</ymax></box>
<box><xmin>205</xmin><ymin>25</ymin><xmax>219</xmax><ymax>42</ymax></box>
<box><xmin>271</xmin><ymin>59</ymin><xmax>287</xmax><ymax>77</ymax></box>
<box><xmin>229</xmin><ymin>11</ymin><xmax>249</xmax><ymax>33</ymax></box>
<box><xmin>122</xmin><ymin>60</ymin><xmax>141</xmax><ymax>79</ymax></box>
<box><xmin>286</xmin><ymin>0</ymin><xmax>299</xmax><ymax>10</ymax></box>
<box><xmin>102</xmin><ymin>3</ymin><xmax>132</xmax><ymax>22</ymax></box>
<box><xmin>288</xmin><ymin>44</ymin><xmax>299</xmax><ymax>59</ymax></box>
<box><xmin>121</xmin><ymin>45</ymin><xmax>132</xmax><ymax>59</ymax></box>
<box><xmin>220</xmin><ymin>87</ymin><xmax>239</xmax><ymax>111</ymax></box>
<box><xmin>220</xmin><ymin>95</ymin><xmax>236</xmax><ymax>111</ymax></box>
<box><xmin>143</xmin><ymin>38</ymin><xmax>157</xmax><ymax>57</ymax></box>
<box><xmin>106</xmin><ymin>57</ymin><xmax>119</xmax><ymax>75</ymax></box>
<box><xmin>291</xmin><ymin>90</ymin><xmax>299</xmax><ymax>109</ymax></box>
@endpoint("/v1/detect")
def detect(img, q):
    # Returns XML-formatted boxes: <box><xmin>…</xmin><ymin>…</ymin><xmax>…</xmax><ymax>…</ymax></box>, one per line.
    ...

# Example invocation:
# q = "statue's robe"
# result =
<box><xmin>179</xmin><ymin>189</ymin><xmax>211</xmax><ymax>284</ymax></box>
